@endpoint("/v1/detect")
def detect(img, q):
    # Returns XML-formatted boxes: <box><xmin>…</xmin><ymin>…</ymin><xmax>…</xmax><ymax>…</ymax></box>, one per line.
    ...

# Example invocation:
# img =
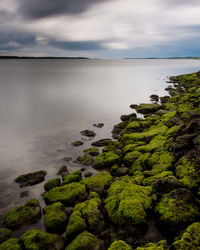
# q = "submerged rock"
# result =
<box><xmin>93</xmin><ymin>123</ymin><xmax>104</xmax><ymax>128</ymax></box>
<box><xmin>80</xmin><ymin>130</ymin><xmax>96</xmax><ymax>137</ymax></box>
<box><xmin>71</xmin><ymin>141</ymin><xmax>84</xmax><ymax>146</ymax></box>
<box><xmin>3</xmin><ymin>199</ymin><xmax>41</xmax><ymax>230</ymax></box>
<box><xmin>20</xmin><ymin>229</ymin><xmax>64</xmax><ymax>250</ymax></box>
<box><xmin>15</xmin><ymin>170</ymin><xmax>47</xmax><ymax>187</ymax></box>
<box><xmin>57</xmin><ymin>165</ymin><xmax>69</xmax><ymax>179</ymax></box>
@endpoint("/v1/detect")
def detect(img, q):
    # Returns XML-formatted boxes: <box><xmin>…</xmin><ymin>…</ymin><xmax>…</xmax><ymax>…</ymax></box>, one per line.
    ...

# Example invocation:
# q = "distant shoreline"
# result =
<box><xmin>0</xmin><ymin>56</ymin><xmax>89</xmax><ymax>59</ymax></box>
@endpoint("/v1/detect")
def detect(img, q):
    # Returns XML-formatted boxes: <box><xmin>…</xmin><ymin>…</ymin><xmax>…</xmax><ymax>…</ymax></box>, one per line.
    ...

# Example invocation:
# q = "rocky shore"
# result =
<box><xmin>1</xmin><ymin>71</ymin><xmax>200</xmax><ymax>249</ymax></box>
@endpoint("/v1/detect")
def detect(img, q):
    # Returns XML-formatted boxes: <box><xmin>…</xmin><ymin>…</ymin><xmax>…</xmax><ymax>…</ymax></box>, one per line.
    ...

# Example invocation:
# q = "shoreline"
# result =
<box><xmin>1</xmin><ymin>70</ymin><xmax>200</xmax><ymax>249</ymax></box>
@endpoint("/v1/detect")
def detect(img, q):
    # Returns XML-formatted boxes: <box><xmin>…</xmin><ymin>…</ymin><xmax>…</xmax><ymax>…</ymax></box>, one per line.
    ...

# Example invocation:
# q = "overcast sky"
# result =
<box><xmin>1</xmin><ymin>0</ymin><xmax>200</xmax><ymax>58</ymax></box>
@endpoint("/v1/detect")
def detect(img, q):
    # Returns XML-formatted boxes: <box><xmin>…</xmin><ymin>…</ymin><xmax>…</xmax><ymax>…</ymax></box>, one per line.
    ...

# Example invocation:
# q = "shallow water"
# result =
<box><xmin>0</xmin><ymin>59</ymin><xmax>200</xmax><ymax>229</ymax></box>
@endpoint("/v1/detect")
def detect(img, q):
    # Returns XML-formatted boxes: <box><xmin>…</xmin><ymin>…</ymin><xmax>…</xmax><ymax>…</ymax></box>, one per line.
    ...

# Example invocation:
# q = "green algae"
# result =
<box><xmin>0</xmin><ymin>238</ymin><xmax>21</xmax><ymax>250</ymax></box>
<box><xmin>105</xmin><ymin>177</ymin><xmax>152</xmax><ymax>225</ymax></box>
<box><xmin>81</xmin><ymin>171</ymin><xmax>112</xmax><ymax>193</ymax></box>
<box><xmin>44</xmin><ymin>178</ymin><xmax>61</xmax><ymax>191</ymax></box>
<box><xmin>43</xmin><ymin>202</ymin><xmax>68</xmax><ymax>232</ymax></box>
<box><xmin>63</xmin><ymin>170</ymin><xmax>82</xmax><ymax>185</ymax></box>
<box><xmin>44</xmin><ymin>182</ymin><xmax>87</xmax><ymax>206</ymax></box>
<box><xmin>108</xmin><ymin>240</ymin><xmax>132</xmax><ymax>250</ymax></box>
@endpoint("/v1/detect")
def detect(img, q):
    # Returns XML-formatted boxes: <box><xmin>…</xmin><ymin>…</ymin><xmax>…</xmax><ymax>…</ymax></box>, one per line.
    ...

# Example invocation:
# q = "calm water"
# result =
<box><xmin>0</xmin><ymin>59</ymin><xmax>200</xmax><ymax>227</ymax></box>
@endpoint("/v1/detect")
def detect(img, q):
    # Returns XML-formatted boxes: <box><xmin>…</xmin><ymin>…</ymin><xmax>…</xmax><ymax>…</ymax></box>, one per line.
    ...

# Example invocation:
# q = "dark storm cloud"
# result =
<box><xmin>51</xmin><ymin>40</ymin><xmax>103</xmax><ymax>51</ymax></box>
<box><xmin>18</xmin><ymin>0</ymin><xmax>108</xmax><ymax>19</ymax></box>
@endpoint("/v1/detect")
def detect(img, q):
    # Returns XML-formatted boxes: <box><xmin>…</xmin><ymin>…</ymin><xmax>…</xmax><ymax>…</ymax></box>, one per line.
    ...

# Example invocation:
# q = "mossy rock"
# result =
<box><xmin>111</xmin><ymin>165</ymin><xmax>128</xmax><ymax>177</ymax></box>
<box><xmin>136</xmin><ymin>240</ymin><xmax>168</xmax><ymax>249</ymax></box>
<box><xmin>143</xmin><ymin>171</ymin><xmax>180</xmax><ymax>193</ymax></box>
<box><xmin>0</xmin><ymin>238</ymin><xmax>21</xmax><ymax>250</ymax></box>
<box><xmin>108</xmin><ymin>240</ymin><xmax>132</xmax><ymax>249</ymax></box>
<box><xmin>66</xmin><ymin>194</ymin><xmax>104</xmax><ymax>238</ymax></box>
<box><xmin>123</xmin><ymin>151</ymin><xmax>142</xmax><ymax>164</ymax></box>
<box><xmin>105</xmin><ymin>177</ymin><xmax>152</xmax><ymax>225</ymax></box>
<box><xmin>136</xmin><ymin>103</ymin><xmax>161</xmax><ymax>114</ymax></box>
<box><xmin>172</xmin><ymin>222</ymin><xmax>200</xmax><ymax>249</ymax></box>
<box><xmin>44</xmin><ymin>182</ymin><xmax>87</xmax><ymax>206</ymax></box>
<box><xmin>44</xmin><ymin>178</ymin><xmax>61</xmax><ymax>191</ymax></box>
<box><xmin>136</xmin><ymin>135</ymin><xmax>167</xmax><ymax>153</ymax></box>
<box><xmin>65</xmin><ymin>231</ymin><xmax>101</xmax><ymax>250</ymax></box>
<box><xmin>175</xmin><ymin>156</ymin><xmax>200</xmax><ymax>189</ymax></box>
<box><xmin>102</xmin><ymin>141</ymin><xmax>123</xmax><ymax>155</ymax></box>
<box><xmin>123</xmin><ymin>121</ymin><xmax>141</xmax><ymax>134</ymax></box>
<box><xmin>77</xmin><ymin>153</ymin><xmax>94</xmax><ymax>166</ymax></box>
<box><xmin>20</xmin><ymin>229</ymin><xmax>64</xmax><ymax>250</ymax></box>
<box><xmin>3</xmin><ymin>199</ymin><xmax>41</xmax><ymax>230</ymax></box>
<box><xmin>160</xmin><ymin>111</ymin><xmax>176</xmax><ymax>128</ymax></box>
<box><xmin>43</xmin><ymin>202</ymin><xmax>68</xmax><ymax>232</ymax></box>
<box><xmin>63</xmin><ymin>170</ymin><xmax>82</xmax><ymax>185</ymax></box>
<box><xmin>0</xmin><ymin>228</ymin><xmax>12</xmax><ymax>244</ymax></box>
<box><xmin>15</xmin><ymin>170</ymin><xmax>47</xmax><ymax>187</ymax></box>
<box><xmin>81</xmin><ymin>171</ymin><xmax>112</xmax><ymax>194</ymax></box>
<box><xmin>130</xmin><ymin>152</ymin><xmax>151</xmax><ymax>174</ymax></box>
<box><xmin>93</xmin><ymin>152</ymin><xmax>120</xmax><ymax>168</ymax></box>
<box><xmin>155</xmin><ymin>188</ymin><xmax>199</xmax><ymax>230</ymax></box>
<box><xmin>122</xmin><ymin>144</ymin><xmax>137</xmax><ymax>154</ymax></box>
<box><xmin>83</xmin><ymin>147</ymin><xmax>99</xmax><ymax>156</ymax></box>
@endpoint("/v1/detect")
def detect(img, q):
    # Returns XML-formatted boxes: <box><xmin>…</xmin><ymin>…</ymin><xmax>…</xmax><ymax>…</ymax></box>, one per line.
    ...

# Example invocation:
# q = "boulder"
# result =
<box><xmin>15</xmin><ymin>170</ymin><xmax>47</xmax><ymax>187</ymax></box>
<box><xmin>108</xmin><ymin>240</ymin><xmax>132</xmax><ymax>250</ymax></box>
<box><xmin>0</xmin><ymin>228</ymin><xmax>12</xmax><ymax>244</ymax></box>
<box><xmin>44</xmin><ymin>178</ymin><xmax>61</xmax><ymax>192</ymax></box>
<box><xmin>91</xmin><ymin>139</ymin><xmax>112</xmax><ymax>147</ymax></box>
<box><xmin>0</xmin><ymin>238</ymin><xmax>21</xmax><ymax>250</ymax></box>
<box><xmin>63</xmin><ymin>170</ymin><xmax>82</xmax><ymax>185</ymax></box>
<box><xmin>93</xmin><ymin>152</ymin><xmax>120</xmax><ymax>169</ymax></box>
<box><xmin>80</xmin><ymin>130</ymin><xmax>96</xmax><ymax>137</ymax></box>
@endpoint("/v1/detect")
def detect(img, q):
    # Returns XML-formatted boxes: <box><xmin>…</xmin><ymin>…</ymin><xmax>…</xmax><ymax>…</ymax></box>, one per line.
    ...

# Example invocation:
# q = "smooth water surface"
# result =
<box><xmin>0</xmin><ymin>59</ymin><xmax>200</xmax><ymax>226</ymax></box>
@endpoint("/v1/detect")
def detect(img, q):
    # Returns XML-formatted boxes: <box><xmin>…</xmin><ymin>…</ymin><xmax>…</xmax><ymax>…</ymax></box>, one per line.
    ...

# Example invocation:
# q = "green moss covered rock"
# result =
<box><xmin>43</xmin><ymin>202</ymin><xmax>68</xmax><ymax>232</ymax></box>
<box><xmin>172</xmin><ymin>222</ymin><xmax>200</xmax><ymax>249</ymax></box>
<box><xmin>0</xmin><ymin>238</ymin><xmax>21</xmax><ymax>250</ymax></box>
<box><xmin>44</xmin><ymin>182</ymin><xmax>87</xmax><ymax>206</ymax></box>
<box><xmin>77</xmin><ymin>153</ymin><xmax>94</xmax><ymax>166</ymax></box>
<box><xmin>130</xmin><ymin>153</ymin><xmax>150</xmax><ymax>174</ymax></box>
<box><xmin>136</xmin><ymin>135</ymin><xmax>167</xmax><ymax>153</ymax></box>
<box><xmin>44</xmin><ymin>178</ymin><xmax>61</xmax><ymax>191</ymax></box>
<box><xmin>136</xmin><ymin>104</ymin><xmax>161</xmax><ymax>114</ymax></box>
<box><xmin>66</xmin><ymin>194</ymin><xmax>104</xmax><ymax>238</ymax></box>
<box><xmin>93</xmin><ymin>151</ymin><xmax>120</xmax><ymax>168</ymax></box>
<box><xmin>63</xmin><ymin>170</ymin><xmax>82</xmax><ymax>185</ymax></box>
<box><xmin>20</xmin><ymin>229</ymin><xmax>64</xmax><ymax>250</ymax></box>
<box><xmin>123</xmin><ymin>151</ymin><xmax>142</xmax><ymax>164</ymax></box>
<box><xmin>81</xmin><ymin>171</ymin><xmax>112</xmax><ymax>194</ymax></box>
<box><xmin>83</xmin><ymin>147</ymin><xmax>99</xmax><ymax>156</ymax></box>
<box><xmin>65</xmin><ymin>231</ymin><xmax>101</xmax><ymax>250</ymax></box>
<box><xmin>108</xmin><ymin>240</ymin><xmax>132</xmax><ymax>250</ymax></box>
<box><xmin>105</xmin><ymin>177</ymin><xmax>152</xmax><ymax>225</ymax></box>
<box><xmin>3</xmin><ymin>199</ymin><xmax>41</xmax><ymax>230</ymax></box>
<box><xmin>0</xmin><ymin>228</ymin><xmax>12</xmax><ymax>244</ymax></box>
<box><xmin>136</xmin><ymin>240</ymin><xmax>168</xmax><ymax>249</ymax></box>
<box><xmin>155</xmin><ymin>188</ymin><xmax>199</xmax><ymax>230</ymax></box>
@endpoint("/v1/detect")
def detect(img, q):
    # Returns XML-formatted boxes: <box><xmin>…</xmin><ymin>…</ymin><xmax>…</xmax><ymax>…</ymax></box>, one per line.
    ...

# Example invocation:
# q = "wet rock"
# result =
<box><xmin>44</xmin><ymin>178</ymin><xmax>61</xmax><ymax>192</ymax></box>
<box><xmin>93</xmin><ymin>151</ymin><xmax>120</xmax><ymax>169</ymax></box>
<box><xmin>108</xmin><ymin>240</ymin><xmax>132</xmax><ymax>250</ymax></box>
<box><xmin>80</xmin><ymin>130</ymin><xmax>96</xmax><ymax>137</ymax></box>
<box><xmin>71</xmin><ymin>141</ymin><xmax>84</xmax><ymax>147</ymax></box>
<box><xmin>83</xmin><ymin>147</ymin><xmax>99</xmax><ymax>156</ymax></box>
<box><xmin>136</xmin><ymin>103</ymin><xmax>161</xmax><ymax>114</ymax></box>
<box><xmin>0</xmin><ymin>228</ymin><xmax>12</xmax><ymax>244</ymax></box>
<box><xmin>76</xmin><ymin>153</ymin><xmax>94</xmax><ymax>166</ymax></box>
<box><xmin>120</xmin><ymin>113</ymin><xmax>137</xmax><ymax>122</ymax></box>
<box><xmin>150</xmin><ymin>94</ymin><xmax>159</xmax><ymax>102</ymax></box>
<box><xmin>130</xmin><ymin>104</ymin><xmax>138</xmax><ymax>109</ymax></box>
<box><xmin>93</xmin><ymin>123</ymin><xmax>104</xmax><ymax>128</ymax></box>
<box><xmin>43</xmin><ymin>202</ymin><xmax>68</xmax><ymax>232</ymax></box>
<box><xmin>63</xmin><ymin>170</ymin><xmax>82</xmax><ymax>185</ymax></box>
<box><xmin>0</xmin><ymin>238</ymin><xmax>21</xmax><ymax>250</ymax></box>
<box><xmin>110</xmin><ymin>165</ymin><xmax>129</xmax><ymax>177</ymax></box>
<box><xmin>84</xmin><ymin>171</ymin><xmax>93</xmax><ymax>177</ymax></box>
<box><xmin>81</xmin><ymin>171</ymin><xmax>113</xmax><ymax>194</ymax></box>
<box><xmin>3</xmin><ymin>199</ymin><xmax>41</xmax><ymax>230</ymax></box>
<box><xmin>62</xmin><ymin>156</ymin><xmax>72</xmax><ymax>162</ymax></box>
<box><xmin>15</xmin><ymin>170</ymin><xmax>47</xmax><ymax>187</ymax></box>
<box><xmin>44</xmin><ymin>182</ymin><xmax>87</xmax><ymax>206</ymax></box>
<box><xmin>57</xmin><ymin>165</ymin><xmax>69</xmax><ymax>179</ymax></box>
<box><xmin>65</xmin><ymin>231</ymin><xmax>101</xmax><ymax>250</ymax></box>
<box><xmin>20</xmin><ymin>229</ymin><xmax>64</xmax><ymax>250</ymax></box>
<box><xmin>20</xmin><ymin>191</ymin><xmax>29</xmax><ymax>198</ymax></box>
<box><xmin>91</xmin><ymin>138</ymin><xmax>112</xmax><ymax>147</ymax></box>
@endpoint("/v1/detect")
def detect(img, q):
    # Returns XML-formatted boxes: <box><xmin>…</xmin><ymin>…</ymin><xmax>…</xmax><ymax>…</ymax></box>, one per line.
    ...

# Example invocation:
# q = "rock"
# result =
<box><xmin>155</xmin><ymin>188</ymin><xmax>199</xmax><ymax>231</ymax></box>
<box><xmin>93</xmin><ymin>152</ymin><xmax>120</xmax><ymax>169</ymax></box>
<box><xmin>15</xmin><ymin>170</ymin><xmax>47</xmax><ymax>187</ymax></box>
<box><xmin>65</xmin><ymin>231</ymin><xmax>101</xmax><ymax>250</ymax></box>
<box><xmin>0</xmin><ymin>228</ymin><xmax>12</xmax><ymax>244</ymax></box>
<box><xmin>130</xmin><ymin>104</ymin><xmax>138</xmax><ymax>109</ymax></box>
<box><xmin>91</xmin><ymin>138</ymin><xmax>112</xmax><ymax>147</ymax></box>
<box><xmin>120</xmin><ymin>113</ymin><xmax>137</xmax><ymax>122</ymax></box>
<box><xmin>160</xmin><ymin>96</ymin><xmax>170</xmax><ymax>104</ymax></box>
<box><xmin>172</xmin><ymin>222</ymin><xmax>200</xmax><ymax>249</ymax></box>
<box><xmin>83</xmin><ymin>147</ymin><xmax>99</xmax><ymax>156</ymax></box>
<box><xmin>20</xmin><ymin>229</ymin><xmax>64</xmax><ymax>250</ymax></box>
<box><xmin>62</xmin><ymin>156</ymin><xmax>73</xmax><ymax>162</ymax></box>
<box><xmin>110</xmin><ymin>165</ymin><xmax>128</xmax><ymax>177</ymax></box>
<box><xmin>108</xmin><ymin>240</ymin><xmax>132</xmax><ymax>250</ymax></box>
<box><xmin>3</xmin><ymin>199</ymin><xmax>41</xmax><ymax>230</ymax></box>
<box><xmin>93</xmin><ymin>123</ymin><xmax>104</xmax><ymax>128</ymax></box>
<box><xmin>66</xmin><ymin>193</ymin><xmax>104</xmax><ymax>238</ymax></box>
<box><xmin>150</xmin><ymin>94</ymin><xmax>159</xmax><ymax>102</ymax></box>
<box><xmin>0</xmin><ymin>238</ymin><xmax>21</xmax><ymax>250</ymax></box>
<box><xmin>43</xmin><ymin>202</ymin><xmax>68</xmax><ymax>232</ymax></box>
<box><xmin>20</xmin><ymin>191</ymin><xmax>29</xmax><ymax>197</ymax></box>
<box><xmin>57</xmin><ymin>165</ymin><xmax>69</xmax><ymax>179</ymax></box>
<box><xmin>136</xmin><ymin>104</ymin><xmax>161</xmax><ymax>114</ymax></box>
<box><xmin>44</xmin><ymin>182</ymin><xmax>87</xmax><ymax>206</ymax></box>
<box><xmin>44</xmin><ymin>178</ymin><xmax>61</xmax><ymax>191</ymax></box>
<box><xmin>81</xmin><ymin>171</ymin><xmax>112</xmax><ymax>194</ymax></box>
<box><xmin>136</xmin><ymin>240</ymin><xmax>168</xmax><ymax>249</ymax></box>
<box><xmin>63</xmin><ymin>170</ymin><xmax>82</xmax><ymax>185</ymax></box>
<box><xmin>84</xmin><ymin>171</ymin><xmax>93</xmax><ymax>177</ymax></box>
<box><xmin>104</xmin><ymin>177</ymin><xmax>152</xmax><ymax>226</ymax></box>
<box><xmin>80</xmin><ymin>130</ymin><xmax>96</xmax><ymax>137</ymax></box>
<box><xmin>76</xmin><ymin>153</ymin><xmax>94</xmax><ymax>166</ymax></box>
<box><xmin>123</xmin><ymin>151</ymin><xmax>142</xmax><ymax>165</ymax></box>
<box><xmin>71</xmin><ymin>141</ymin><xmax>84</xmax><ymax>147</ymax></box>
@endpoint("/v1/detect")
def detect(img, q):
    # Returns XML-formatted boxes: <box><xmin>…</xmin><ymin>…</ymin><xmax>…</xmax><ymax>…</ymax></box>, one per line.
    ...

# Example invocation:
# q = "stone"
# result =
<box><xmin>0</xmin><ymin>228</ymin><xmax>12</xmax><ymax>244</ymax></box>
<box><xmin>15</xmin><ymin>170</ymin><xmax>47</xmax><ymax>187</ymax></box>
<box><xmin>91</xmin><ymin>138</ymin><xmax>112</xmax><ymax>147</ymax></box>
<box><xmin>57</xmin><ymin>165</ymin><xmax>69</xmax><ymax>179</ymax></box>
<box><xmin>71</xmin><ymin>141</ymin><xmax>84</xmax><ymax>146</ymax></box>
<box><xmin>0</xmin><ymin>238</ymin><xmax>21</xmax><ymax>250</ymax></box>
<box><xmin>80</xmin><ymin>130</ymin><xmax>96</xmax><ymax>137</ymax></box>
<box><xmin>93</xmin><ymin>123</ymin><xmax>104</xmax><ymax>128</ymax></box>
<box><xmin>44</xmin><ymin>178</ymin><xmax>61</xmax><ymax>191</ymax></box>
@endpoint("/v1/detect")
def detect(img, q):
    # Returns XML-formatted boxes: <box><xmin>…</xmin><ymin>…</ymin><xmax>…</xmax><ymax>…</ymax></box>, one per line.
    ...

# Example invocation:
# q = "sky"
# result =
<box><xmin>1</xmin><ymin>0</ymin><xmax>200</xmax><ymax>58</ymax></box>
